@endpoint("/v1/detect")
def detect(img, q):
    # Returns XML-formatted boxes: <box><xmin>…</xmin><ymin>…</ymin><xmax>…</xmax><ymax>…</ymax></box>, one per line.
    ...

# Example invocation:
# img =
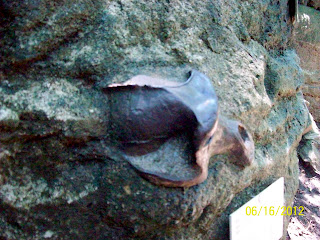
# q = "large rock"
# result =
<box><xmin>0</xmin><ymin>1</ymin><xmax>309</xmax><ymax>239</ymax></box>
<box><xmin>293</xmin><ymin>5</ymin><xmax>320</xmax><ymax>122</ymax></box>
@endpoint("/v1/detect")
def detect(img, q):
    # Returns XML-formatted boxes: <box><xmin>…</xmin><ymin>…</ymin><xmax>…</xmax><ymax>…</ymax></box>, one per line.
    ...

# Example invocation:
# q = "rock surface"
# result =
<box><xmin>293</xmin><ymin>5</ymin><xmax>320</xmax><ymax>122</ymax></box>
<box><xmin>0</xmin><ymin>1</ymin><xmax>310</xmax><ymax>239</ymax></box>
<box><xmin>299</xmin><ymin>0</ymin><xmax>320</xmax><ymax>10</ymax></box>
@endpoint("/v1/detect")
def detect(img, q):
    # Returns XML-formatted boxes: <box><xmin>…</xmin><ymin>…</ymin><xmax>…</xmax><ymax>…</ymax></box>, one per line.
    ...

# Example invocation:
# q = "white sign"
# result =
<box><xmin>230</xmin><ymin>177</ymin><xmax>284</xmax><ymax>240</ymax></box>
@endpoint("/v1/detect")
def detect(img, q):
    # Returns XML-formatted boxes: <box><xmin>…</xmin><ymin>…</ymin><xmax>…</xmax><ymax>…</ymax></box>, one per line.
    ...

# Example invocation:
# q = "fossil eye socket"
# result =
<box><xmin>238</xmin><ymin>125</ymin><xmax>249</xmax><ymax>142</ymax></box>
<box><xmin>205</xmin><ymin>135</ymin><xmax>213</xmax><ymax>145</ymax></box>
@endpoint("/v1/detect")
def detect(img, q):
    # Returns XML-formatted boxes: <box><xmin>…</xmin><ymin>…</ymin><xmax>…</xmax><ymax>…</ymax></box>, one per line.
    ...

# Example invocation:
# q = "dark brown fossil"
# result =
<box><xmin>288</xmin><ymin>0</ymin><xmax>298</xmax><ymax>24</ymax></box>
<box><xmin>104</xmin><ymin>70</ymin><xmax>254</xmax><ymax>187</ymax></box>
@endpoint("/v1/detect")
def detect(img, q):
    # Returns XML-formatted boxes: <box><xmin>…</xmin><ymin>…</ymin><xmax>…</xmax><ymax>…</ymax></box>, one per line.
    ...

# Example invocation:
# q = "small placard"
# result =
<box><xmin>230</xmin><ymin>177</ymin><xmax>284</xmax><ymax>240</ymax></box>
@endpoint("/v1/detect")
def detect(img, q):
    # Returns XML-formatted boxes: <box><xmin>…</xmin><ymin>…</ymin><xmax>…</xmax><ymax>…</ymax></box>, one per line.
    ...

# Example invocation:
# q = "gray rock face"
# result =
<box><xmin>0</xmin><ymin>1</ymin><xmax>309</xmax><ymax>239</ymax></box>
<box><xmin>298</xmin><ymin>113</ymin><xmax>320</xmax><ymax>174</ymax></box>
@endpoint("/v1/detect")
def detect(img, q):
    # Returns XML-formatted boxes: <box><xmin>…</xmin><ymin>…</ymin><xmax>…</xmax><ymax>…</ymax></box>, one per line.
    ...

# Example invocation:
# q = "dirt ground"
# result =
<box><xmin>286</xmin><ymin>160</ymin><xmax>320</xmax><ymax>240</ymax></box>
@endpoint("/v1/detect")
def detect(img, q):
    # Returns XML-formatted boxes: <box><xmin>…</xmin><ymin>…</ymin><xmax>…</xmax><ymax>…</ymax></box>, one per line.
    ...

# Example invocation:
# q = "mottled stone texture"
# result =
<box><xmin>0</xmin><ymin>1</ymin><xmax>309</xmax><ymax>239</ymax></box>
<box><xmin>293</xmin><ymin>5</ymin><xmax>320</xmax><ymax>122</ymax></box>
<box><xmin>299</xmin><ymin>0</ymin><xmax>320</xmax><ymax>10</ymax></box>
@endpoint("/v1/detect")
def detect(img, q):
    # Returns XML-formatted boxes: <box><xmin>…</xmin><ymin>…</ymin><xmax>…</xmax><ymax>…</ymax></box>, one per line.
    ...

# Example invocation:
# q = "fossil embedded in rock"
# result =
<box><xmin>104</xmin><ymin>70</ymin><xmax>255</xmax><ymax>187</ymax></box>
